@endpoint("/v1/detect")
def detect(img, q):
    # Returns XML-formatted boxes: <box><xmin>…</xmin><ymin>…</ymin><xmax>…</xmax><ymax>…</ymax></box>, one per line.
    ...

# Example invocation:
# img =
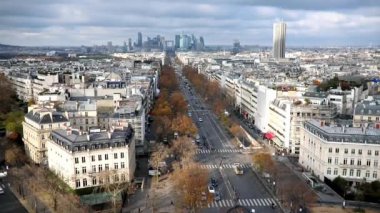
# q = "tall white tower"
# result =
<box><xmin>273</xmin><ymin>21</ymin><xmax>287</xmax><ymax>59</ymax></box>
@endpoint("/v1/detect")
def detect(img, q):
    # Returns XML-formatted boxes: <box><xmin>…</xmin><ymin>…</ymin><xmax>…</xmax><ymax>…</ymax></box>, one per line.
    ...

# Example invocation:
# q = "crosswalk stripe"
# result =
<box><xmin>243</xmin><ymin>200</ymin><xmax>249</xmax><ymax>206</ymax></box>
<box><xmin>248</xmin><ymin>199</ymin><xmax>254</xmax><ymax>206</ymax></box>
<box><xmin>222</xmin><ymin>200</ymin><xmax>227</xmax><ymax>207</ymax></box>
<box><xmin>226</xmin><ymin>200</ymin><xmax>232</xmax><ymax>206</ymax></box>
<box><xmin>262</xmin><ymin>199</ymin><xmax>267</xmax><ymax>206</ymax></box>
<box><xmin>257</xmin><ymin>199</ymin><xmax>262</xmax><ymax>206</ymax></box>
<box><xmin>245</xmin><ymin>199</ymin><xmax>251</xmax><ymax>206</ymax></box>
<box><xmin>266</xmin><ymin>198</ymin><xmax>272</xmax><ymax>205</ymax></box>
<box><xmin>253</xmin><ymin>199</ymin><xmax>258</xmax><ymax>206</ymax></box>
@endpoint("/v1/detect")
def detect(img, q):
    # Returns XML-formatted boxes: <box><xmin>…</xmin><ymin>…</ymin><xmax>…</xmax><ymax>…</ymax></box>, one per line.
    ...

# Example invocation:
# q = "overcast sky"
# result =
<box><xmin>0</xmin><ymin>0</ymin><xmax>379</xmax><ymax>47</ymax></box>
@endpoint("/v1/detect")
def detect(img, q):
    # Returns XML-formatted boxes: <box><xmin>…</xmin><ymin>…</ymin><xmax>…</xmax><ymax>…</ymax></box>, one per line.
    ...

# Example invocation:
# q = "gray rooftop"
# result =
<box><xmin>25</xmin><ymin>110</ymin><xmax>68</xmax><ymax>124</ymax></box>
<box><xmin>354</xmin><ymin>100</ymin><xmax>380</xmax><ymax>116</ymax></box>
<box><xmin>50</xmin><ymin>127</ymin><xmax>134</xmax><ymax>152</ymax></box>
<box><xmin>304</xmin><ymin>119</ymin><xmax>380</xmax><ymax>145</ymax></box>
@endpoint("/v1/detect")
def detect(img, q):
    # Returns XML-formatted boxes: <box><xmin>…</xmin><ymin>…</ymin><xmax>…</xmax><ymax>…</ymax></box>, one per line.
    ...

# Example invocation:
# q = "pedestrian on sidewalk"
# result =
<box><xmin>171</xmin><ymin>200</ymin><xmax>174</xmax><ymax>205</ymax></box>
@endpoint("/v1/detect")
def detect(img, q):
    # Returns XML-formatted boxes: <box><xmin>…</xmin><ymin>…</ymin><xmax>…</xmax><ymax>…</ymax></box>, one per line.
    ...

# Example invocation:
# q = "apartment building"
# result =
<box><xmin>46</xmin><ymin>127</ymin><xmax>135</xmax><ymax>189</ymax></box>
<box><xmin>353</xmin><ymin>97</ymin><xmax>380</xmax><ymax>128</ymax></box>
<box><xmin>23</xmin><ymin>105</ymin><xmax>69</xmax><ymax>164</ymax></box>
<box><xmin>268</xmin><ymin>98</ymin><xmax>338</xmax><ymax>154</ymax></box>
<box><xmin>7</xmin><ymin>72</ymin><xmax>33</xmax><ymax>101</ymax></box>
<box><xmin>60</xmin><ymin>100</ymin><xmax>98</xmax><ymax>131</ymax></box>
<box><xmin>299</xmin><ymin>120</ymin><xmax>380</xmax><ymax>185</ymax></box>
<box><xmin>110</xmin><ymin>95</ymin><xmax>145</xmax><ymax>146</ymax></box>
<box><xmin>32</xmin><ymin>72</ymin><xmax>59</xmax><ymax>100</ymax></box>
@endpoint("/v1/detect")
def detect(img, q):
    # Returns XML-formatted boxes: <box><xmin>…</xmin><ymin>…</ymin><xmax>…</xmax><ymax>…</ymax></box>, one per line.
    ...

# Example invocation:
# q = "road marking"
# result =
<box><xmin>248</xmin><ymin>199</ymin><xmax>255</xmax><ymax>206</ymax></box>
<box><xmin>241</xmin><ymin>199</ymin><xmax>248</xmax><ymax>206</ymax></box>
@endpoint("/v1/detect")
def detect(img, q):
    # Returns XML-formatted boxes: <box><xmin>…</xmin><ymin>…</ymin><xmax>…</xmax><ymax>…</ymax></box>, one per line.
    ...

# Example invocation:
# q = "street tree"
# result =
<box><xmin>172</xmin><ymin>162</ymin><xmax>212</xmax><ymax>211</ymax></box>
<box><xmin>150</xmin><ymin>143</ymin><xmax>169</xmax><ymax>182</ymax></box>
<box><xmin>170</xmin><ymin>137</ymin><xmax>197</xmax><ymax>163</ymax></box>
<box><xmin>0</xmin><ymin>74</ymin><xmax>17</xmax><ymax>115</ymax></box>
<box><xmin>171</xmin><ymin>115</ymin><xmax>197</xmax><ymax>137</ymax></box>
<box><xmin>93</xmin><ymin>169</ymin><xmax>130</xmax><ymax>213</ymax></box>
<box><xmin>5</xmin><ymin>144</ymin><xmax>26</xmax><ymax>166</ymax></box>
<box><xmin>170</xmin><ymin>91</ymin><xmax>188</xmax><ymax>114</ymax></box>
<box><xmin>252</xmin><ymin>152</ymin><xmax>274</xmax><ymax>174</ymax></box>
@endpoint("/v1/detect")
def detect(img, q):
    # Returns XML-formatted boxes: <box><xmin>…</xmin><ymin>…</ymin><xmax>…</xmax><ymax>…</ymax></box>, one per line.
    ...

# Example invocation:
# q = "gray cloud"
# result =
<box><xmin>0</xmin><ymin>0</ymin><xmax>379</xmax><ymax>46</ymax></box>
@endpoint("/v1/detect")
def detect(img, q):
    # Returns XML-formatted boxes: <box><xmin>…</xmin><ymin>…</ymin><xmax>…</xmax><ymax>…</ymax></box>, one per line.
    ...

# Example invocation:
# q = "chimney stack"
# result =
<box><xmin>67</xmin><ymin>128</ymin><xmax>72</xmax><ymax>136</ymax></box>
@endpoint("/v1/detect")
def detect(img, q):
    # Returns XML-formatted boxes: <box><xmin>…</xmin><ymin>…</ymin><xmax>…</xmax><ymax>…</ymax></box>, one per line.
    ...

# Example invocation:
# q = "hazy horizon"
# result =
<box><xmin>0</xmin><ymin>0</ymin><xmax>379</xmax><ymax>47</ymax></box>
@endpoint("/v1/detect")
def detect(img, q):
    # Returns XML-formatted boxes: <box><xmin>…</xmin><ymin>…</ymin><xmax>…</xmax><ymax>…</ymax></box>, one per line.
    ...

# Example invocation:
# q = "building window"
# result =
<box><xmin>335</xmin><ymin>157</ymin><xmax>339</xmax><ymax>165</ymax></box>
<box><xmin>358</xmin><ymin>149</ymin><xmax>362</xmax><ymax>155</ymax></box>
<box><xmin>327</xmin><ymin>168</ymin><xmax>331</xmax><ymax>175</ymax></box>
<box><xmin>349</xmin><ymin>169</ymin><xmax>354</xmax><ymax>176</ymax></box>
<box><xmin>92</xmin><ymin>178</ymin><xmax>97</xmax><ymax>185</ymax></box>
<box><xmin>366</xmin><ymin>171</ymin><xmax>370</xmax><ymax>178</ymax></box>
<box><xmin>357</xmin><ymin>159</ymin><xmax>361</xmax><ymax>166</ymax></box>
<box><xmin>105</xmin><ymin>154</ymin><xmax>108</xmax><ymax>160</ymax></box>
<box><xmin>334</xmin><ymin>168</ymin><xmax>338</xmax><ymax>175</ymax></box>
<box><xmin>75</xmin><ymin>157</ymin><xmax>79</xmax><ymax>164</ymax></box>
<box><xmin>105</xmin><ymin>164</ymin><xmax>109</xmax><ymax>171</ymax></box>
<box><xmin>121</xmin><ymin>152</ymin><xmax>124</xmax><ymax>158</ymax></box>
<box><xmin>75</xmin><ymin>179</ymin><xmax>80</xmax><ymax>188</ymax></box>
<box><xmin>344</xmin><ymin>148</ymin><xmax>348</xmax><ymax>154</ymax></box>
<box><xmin>75</xmin><ymin>168</ymin><xmax>79</xmax><ymax>174</ymax></box>
<box><xmin>342</xmin><ymin>169</ymin><xmax>347</xmax><ymax>176</ymax></box>
<box><xmin>367</xmin><ymin>160</ymin><xmax>371</xmax><ymax>166</ymax></box>
<box><xmin>351</xmin><ymin>149</ymin><xmax>355</xmax><ymax>154</ymax></box>
<box><xmin>82</xmin><ymin>167</ymin><xmax>87</xmax><ymax>174</ymax></box>
<box><xmin>83</xmin><ymin>178</ymin><xmax>87</xmax><ymax>187</ymax></box>
<box><xmin>82</xmin><ymin>157</ymin><xmax>86</xmax><ymax>163</ymax></box>
<box><xmin>356</xmin><ymin>170</ymin><xmax>361</xmax><ymax>177</ymax></box>
<box><xmin>114</xmin><ymin>163</ymin><xmax>118</xmax><ymax>169</ymax></box>
<box><xmin>98</xmin><ymin>164</ymin><xmax>103</xmax><ymax>172</ymax></box>
<box><xmin>374</xmin><ymin>160</ymin><xmax>378</xmax><ymax>168</ymax></box>
<box><xmin>92</xmin><ymin>165</ymin><xmax>96</xmax><ymax>172</ymax></box>
<box><xmin>114</xmin><ymin>174</ymin><xmax>119</xmax><ymax>182</ymax></box>
<box><xmin>91</xmin><ymin>155</ymin><xmax>95</xmax><ymax>162</ymax></box>
<box><xmin>335</xmin><ymin>148</ymin><xmax>339</xmax><ymax>153</ymax></box>
<box><xmin>343</xmin><ymin>158</ymin><xmax>347</xmax><ymax>165</ymax></box>
<box><xmin>328</xmin><ymin>157</ymin><xmax>332</xmax><ymax>164</ymax></box>
<box><xmin>121</xmin><ymin>162</ymin><xmax>125</xmax><ymax>169</ymax></box>
<box><xmin>328</xmin><ymin>148</ymin><xmax>332</xmax><ymax>153</ymax></box>
<box><xmin>350</xmin><ymin>159</ymin><xmax>355</xmax><ymax>165</ymax></box>
<box><xmin>373</xmin><ymin>171</ymin><xmax>378</xmax><ymax>179</ymax></box>
<box><xmin>121</xmin><ymin>174</ymin><xmax>125</xmax><ymax>181</ymax></box>
<box><xmin>368</xmin><ymin>150</ymin><xmax>372</xmax><ymax>156</ymax></box>
<box><xmin>375</xmin><ymin>150</ymin><xmax>379</xmax><ymax>156</ymax></box>
<box><xmin>114</xmin><ymin>153</ymin><xmax>118</xmax><ymax>159</ymax></box>
<box><xmin>98</xmin><ymin>155</ymin><xmax>102</xmax><ymax>161</ymax></box>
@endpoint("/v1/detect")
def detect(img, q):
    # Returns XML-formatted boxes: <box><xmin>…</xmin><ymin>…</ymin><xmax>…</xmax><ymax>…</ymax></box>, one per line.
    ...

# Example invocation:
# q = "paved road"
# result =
<box><xmin>0</xmin><ymin>181</ymin><xmax>28</xmax><ymax>213</ymax></box>
<box><xmin>176</xmin><ymin>67</ymin><xmax>281</xmax><ymax>213</ymax></box>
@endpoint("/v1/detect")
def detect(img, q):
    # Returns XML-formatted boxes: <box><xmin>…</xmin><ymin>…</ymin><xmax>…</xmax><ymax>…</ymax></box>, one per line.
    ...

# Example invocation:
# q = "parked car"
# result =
<box><xmin>198</xmin><ymin>117</ymin><xmax>203</xmax><ymax>122</ymax></box>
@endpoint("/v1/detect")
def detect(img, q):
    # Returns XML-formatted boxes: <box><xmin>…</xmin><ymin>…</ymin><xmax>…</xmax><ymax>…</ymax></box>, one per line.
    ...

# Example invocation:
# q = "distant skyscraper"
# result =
<box><xmin>137</xmin><ymin>32</ymin><xmax>142</xmax><ymax>47</ymax></box>
<box><xmin>175</xmin><ymin>35</ymin><xmax>180</xmax><ymax>49</ymax></box>
<box><xmin>273</xmin><ymin>21</ymin><xmax>286</xmax><ymax>59</ymax></box>
<box><xmin>199</xmin><ymin>36</ymin><xmax>205</xmax><ymax>50</ymax></box>
<box><xmin>107</xmin><ymin>41</ymin><xmax>113</xmax><ymax>52</ymax></box>
<box><xmin>128</xmin><ymin>38</ymin><xmax>132</xmax><ymax>50</ymax></box>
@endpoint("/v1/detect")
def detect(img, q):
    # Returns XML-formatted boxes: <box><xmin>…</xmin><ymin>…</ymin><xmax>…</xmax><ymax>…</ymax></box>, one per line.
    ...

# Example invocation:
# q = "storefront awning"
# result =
<box><xmin>264</xmin><ymin>132</ymin><xmax>275</xmax><ymax>140</ymax></box>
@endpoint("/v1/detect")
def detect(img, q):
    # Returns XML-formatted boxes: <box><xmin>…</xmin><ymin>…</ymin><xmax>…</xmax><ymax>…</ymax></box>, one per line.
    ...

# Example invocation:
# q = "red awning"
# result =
<box><xmin>264</xmin><ymin>132</ymin><xmax>275</xmax><ymax>140</ymax></box>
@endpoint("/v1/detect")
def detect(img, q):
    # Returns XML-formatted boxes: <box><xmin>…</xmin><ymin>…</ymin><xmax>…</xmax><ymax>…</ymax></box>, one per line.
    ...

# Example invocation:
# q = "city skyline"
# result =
<box><xmin>0</xmin><ymin>0</ymin><xmax>379</xmax><ymax>47</ymax></box>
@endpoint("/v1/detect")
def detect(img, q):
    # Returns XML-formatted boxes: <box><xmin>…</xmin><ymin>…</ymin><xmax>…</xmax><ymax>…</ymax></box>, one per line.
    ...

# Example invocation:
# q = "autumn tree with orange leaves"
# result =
<box><xmin>172</xmin><ymin>163</ymin><xmax>212</xmax><ymax>210</ymax></box>
<box><xmin>170</xmin><ymin>91</ymin><xmax>188</xmax><ymax>115</ymax></box>
<box><xmin>171</xmin><ymin>115</ymin><xmax>197</xmax><ymax>136</ymax></box>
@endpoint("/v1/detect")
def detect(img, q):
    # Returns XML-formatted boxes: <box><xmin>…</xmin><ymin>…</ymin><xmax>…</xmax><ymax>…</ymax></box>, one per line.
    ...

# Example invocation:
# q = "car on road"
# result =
<box><xmin>188</xmin><ymin>112</ymin><xmax>192</xmax><ymax>116</ymax></box>
<box><xmin>214</xmin><ymin>192</ymin><xmax>221</xmax><ymax>201</ymax></box>
<box><xmin>233</xmin><ymin>163</ymin><xmax>244</xmax><ymax>175</ymax></box>
<box><xmin>0</xmin><ymin>186</ymin><xmax>4</xmax><ymax>194</ymax></box>
<box><xmin>208</xmin><ymin>185</ymin><xmax>215</xmax><ymax>193</ymax></box>
<box><xmin>210</xmin><ymin>178</ymin><xmax>218</xmax><ymax>187</ymax></box>
<box><xmin>198</xmin><ymin>117</ymin><xmax>203</xmax><ymax>122</ymax></box>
